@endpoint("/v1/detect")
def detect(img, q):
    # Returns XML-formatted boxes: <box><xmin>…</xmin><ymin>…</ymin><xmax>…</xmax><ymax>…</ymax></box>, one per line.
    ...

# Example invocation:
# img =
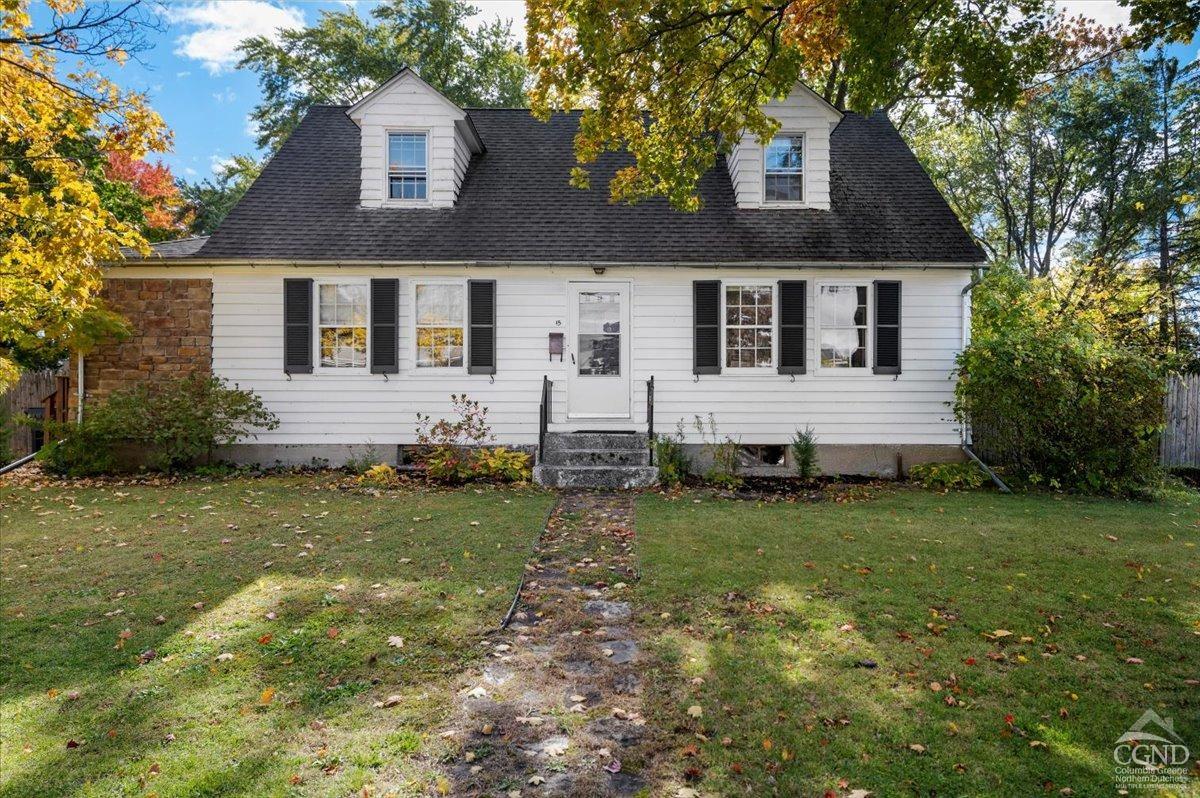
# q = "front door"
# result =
<box><xmin>567</xmin><ymin>282</ymin><xmax>631</xmax><ymax>419</ymax></box>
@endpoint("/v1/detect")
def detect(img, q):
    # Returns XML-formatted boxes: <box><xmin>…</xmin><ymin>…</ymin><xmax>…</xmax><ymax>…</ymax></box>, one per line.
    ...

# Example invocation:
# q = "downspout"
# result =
<box><xmin>958</xmin><ymin>269</ymin><xmax>1011</xmax><ymax>493</ymax></box>
<box><xmin>76</xmin><ymin>354</ymin><xmax>84</xmax><ymax>423</ymax></box>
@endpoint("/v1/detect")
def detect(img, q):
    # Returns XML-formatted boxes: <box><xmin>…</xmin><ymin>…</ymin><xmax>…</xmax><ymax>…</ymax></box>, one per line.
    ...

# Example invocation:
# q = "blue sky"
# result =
<box><xmin>37</xmin><ymin>0</ymin><xmax>1199</xmax><ymax>184</ymax></box>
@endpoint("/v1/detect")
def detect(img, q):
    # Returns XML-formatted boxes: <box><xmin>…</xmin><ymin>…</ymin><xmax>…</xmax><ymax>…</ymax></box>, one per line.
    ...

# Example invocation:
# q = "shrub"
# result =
<box><xmin>414</xmin><ymin>396</ymin><xmax>529</xmax><ymax>483</ymax></box>
<box><xmin>471</xmin><ymin>447</ymin><xmax>531</xmax><ymax>482</ymax></box>
<box><xmin>790</xmin><ymin>426</ymin><xmax>819</xmax><ymax>481</ymax></box>
<box><xmin>653</xmin><ymin>422</ymin><xmax>690</xmax><ymax>488</ymax></box>
<box><xmin>358</xmin><ymin>463</ymin><xmax>399</xmax><ymax>487</ymax></box>
<box><xmin>908</xmin><ymin>461</ymin><xmax>985</xmax><ymax>490</ymax></box>
<box><xmin>38</xmin><ymin>374</ymin><xmax>277</xmax><ymax>476</ymax></box>
<box><xmin>956</xmin><ymin>269</ymin><xmax>1164</xmax><ymax>495</ymax></box>
<box><xmin>694</xmin><ymin>413</ymin><xmax>741</xmax><ymax>489</ymax></box>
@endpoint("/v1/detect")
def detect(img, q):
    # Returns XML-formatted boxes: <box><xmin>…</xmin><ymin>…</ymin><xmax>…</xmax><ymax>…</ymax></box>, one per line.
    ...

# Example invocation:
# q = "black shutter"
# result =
<box><xmin>777</xmin><ymin>280</ymin><xmax>806</xmax><ymax>375</ymax></box>
<box><xmin>283</xmin><ymin>278</ymin><xmax>313</xmax><ymax>374</ymax></box>
<box><xmin>467</xmin><ymin>279</ymin><xmax>496</xmax><ymax>375</ymax></box>
<box><xmin>370</xmin><ymin>278</ymin><xmax>399</xmax><ymax>374</ymax></box>
<box><xmin>693</xmin><ymin>280</ymin><xmax>721</xmax><ymax>375</ymax></box>
<box><xmin>874</xmin><ymin>280</ymin><xmax>901</xmax><ymax>375</ymax></box>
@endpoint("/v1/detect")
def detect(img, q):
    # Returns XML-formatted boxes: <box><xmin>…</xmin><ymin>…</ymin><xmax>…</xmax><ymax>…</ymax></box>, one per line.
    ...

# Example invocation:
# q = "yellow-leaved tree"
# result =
<box><xmin>0</xmin><ymin>0</ymin><xmax>170</xmax><ymax>389</ymax></box>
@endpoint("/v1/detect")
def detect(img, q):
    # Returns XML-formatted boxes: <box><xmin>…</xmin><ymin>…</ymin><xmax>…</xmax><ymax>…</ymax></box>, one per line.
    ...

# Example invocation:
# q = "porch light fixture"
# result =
<box><xmin>592</xmin><ymin>266</ymin><xmax>606</xmax><ymax>275</ymax></box>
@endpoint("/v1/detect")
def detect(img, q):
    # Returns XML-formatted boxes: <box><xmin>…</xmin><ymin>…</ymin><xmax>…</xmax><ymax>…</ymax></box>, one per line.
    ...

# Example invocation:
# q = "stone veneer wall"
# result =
<box><xmin>71</xmin><ymin>278</ymin><xmax>212</xmax><ymax>411</ymax></box>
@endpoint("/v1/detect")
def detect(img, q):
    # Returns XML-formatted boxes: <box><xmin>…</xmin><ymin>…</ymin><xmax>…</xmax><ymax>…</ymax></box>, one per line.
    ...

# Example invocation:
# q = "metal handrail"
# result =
<box><xmin>646</xmin><ymin>375</ymin><xmax>655</xmax><ymax>465</ymax></box>
<box><xmin>538</xmin><ymin>376</ymin><xmax>552</xmax><ymax>462</ymax></box>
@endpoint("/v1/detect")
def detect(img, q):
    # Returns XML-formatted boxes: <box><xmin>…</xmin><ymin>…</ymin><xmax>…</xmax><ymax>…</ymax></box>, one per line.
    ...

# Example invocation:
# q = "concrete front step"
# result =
<box><xmin>533</xmin><ymin>464</ymin><xmax>658</xmax><ymax>489</ymax></box>
<box><xmin>543</xmin><ymin>432</ymin><xmax>647</xmax><ymax>452</ymax></box>
<box><xmin>541</xmin><ymin>448</ymin><xmax>651</xmax><ymax>467</ymax></box>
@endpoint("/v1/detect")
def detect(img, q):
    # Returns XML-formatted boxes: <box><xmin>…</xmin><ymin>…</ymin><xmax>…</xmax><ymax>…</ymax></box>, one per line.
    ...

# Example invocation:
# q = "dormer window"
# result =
<box><xmin>764</xmin><ymin>134</ymin><xmax>804</xmax><ymax>203</ymax></box>
<box><xmin>388</xmin><ymin>132</ymin><xmax>427</xmax><ymax>200</ymax></box>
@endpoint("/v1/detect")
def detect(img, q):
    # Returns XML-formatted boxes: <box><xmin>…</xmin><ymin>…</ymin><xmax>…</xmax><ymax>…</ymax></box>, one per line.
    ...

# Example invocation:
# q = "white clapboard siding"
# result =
<box><xmin>183</xmin><ymin>265</ymin><xmax>972</xmax><ymax>448</ymax></box>
<box><xmin>349</xmin><ymin>71</ymin><xmax>476</xmax><ymax>208</ymax></box>
<box><xmin>727</xmin><ymin>84</ymin><xmax>842</xmax><ymax>210</ymax></box>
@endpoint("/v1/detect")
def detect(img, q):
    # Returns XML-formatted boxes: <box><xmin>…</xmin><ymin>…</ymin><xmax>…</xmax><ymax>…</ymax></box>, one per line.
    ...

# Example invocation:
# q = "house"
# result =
<box><xmin>83</xmin><ymin>68</ymin><xmax>984</xmax><ymax>487</ymax></box>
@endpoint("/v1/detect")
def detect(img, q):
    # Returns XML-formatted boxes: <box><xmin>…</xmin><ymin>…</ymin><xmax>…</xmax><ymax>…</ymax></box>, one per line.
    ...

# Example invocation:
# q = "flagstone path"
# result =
<box><xmin>440</xmin><ymin>491</ymin><xmax>661</xmax><ymax>797</ymax></box>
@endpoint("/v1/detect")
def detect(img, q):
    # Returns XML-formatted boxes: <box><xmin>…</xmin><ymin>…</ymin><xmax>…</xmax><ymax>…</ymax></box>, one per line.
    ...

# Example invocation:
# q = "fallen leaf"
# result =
<box><xmin>387</xmin><ymin>636</ymin><xmax>404</xmax><ymax>648</ymax></box>
<box><xmin>687</xmin><ymin>705</ymin><xmax>703</xmax><ymax>718</ymax></box>
<box><xmin>908</xmin><ymin>743</ymin><xmax>927</xmax><ymax>754</ymax></box>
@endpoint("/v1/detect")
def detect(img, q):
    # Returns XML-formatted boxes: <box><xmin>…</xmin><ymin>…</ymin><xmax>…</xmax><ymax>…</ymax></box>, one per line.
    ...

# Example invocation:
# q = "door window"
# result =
<box><xmin>577</xmin><ymin>290</ymin><xmax>621</xmax><ymax>376</ymax></box>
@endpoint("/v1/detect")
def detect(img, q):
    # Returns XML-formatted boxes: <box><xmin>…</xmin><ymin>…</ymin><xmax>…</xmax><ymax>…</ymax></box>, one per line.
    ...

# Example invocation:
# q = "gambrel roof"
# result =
<box><xmin>187</xmin><ymin>106</ymin><xmax>983</xmax><ymax>265</ymax></box>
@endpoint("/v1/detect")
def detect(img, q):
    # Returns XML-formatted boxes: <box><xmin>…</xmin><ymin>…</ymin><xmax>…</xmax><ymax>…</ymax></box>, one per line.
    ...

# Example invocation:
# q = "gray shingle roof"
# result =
<box><xmin>122</xmin><ymin>235</ymin><xmax>210</xmax><ymax>259</ymax></box>
<box><xmin>195</xmin><ymin>107</ymin><xmax>982</xmax><ymax>264</ymax></box>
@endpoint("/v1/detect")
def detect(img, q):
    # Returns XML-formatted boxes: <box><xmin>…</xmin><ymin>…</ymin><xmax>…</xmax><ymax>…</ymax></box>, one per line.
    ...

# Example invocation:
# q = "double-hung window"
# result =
<box><xmin>724</xmin><ymin>283</ymin><xmax>774</xmax><ymax>369</ymax></box>
<box><xmin>388</xmin><ymin>132</ymin><xmax>427</xmax><ymax>200</ymax></box>
<box><xmin>819</xmin><ymin>284</ymin><xmax>868</xmax><ymax>369</ymax></box>
<box><xmin>317</xmin><ymin>282</ymin><xmax>369</xmax><ymax>369</ymax></box>
<box><xmin>414</xmin><ymin>281</ymin><xmax>465</xmax><ymax>368</ymax></box>
<box><xmin>764</xmin><ymin>134</ymin><xmax>804</xmax><ymax>203</ymax></box>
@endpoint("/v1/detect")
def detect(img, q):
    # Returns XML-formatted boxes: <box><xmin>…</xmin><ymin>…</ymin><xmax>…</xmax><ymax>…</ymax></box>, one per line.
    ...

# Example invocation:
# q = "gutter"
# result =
<box><xmin>106</xmin><ymin>257</ymin><xmax>988</xmax><ymax>271</ymax></box>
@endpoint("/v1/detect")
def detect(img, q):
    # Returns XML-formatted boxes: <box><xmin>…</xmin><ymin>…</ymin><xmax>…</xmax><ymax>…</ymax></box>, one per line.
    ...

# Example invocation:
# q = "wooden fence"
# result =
<box><xmin>1</xmin><ymin>369</ymin><xmax>66</xmax><ymax>460</ymax></box>
<box><xmin>1162</xmin><ymin>373</ymin><xmax>1199</xmax><ymax>469</ymax></box>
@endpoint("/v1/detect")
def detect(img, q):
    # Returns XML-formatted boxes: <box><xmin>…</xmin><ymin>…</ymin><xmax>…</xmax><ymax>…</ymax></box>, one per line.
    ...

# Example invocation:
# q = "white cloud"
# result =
<box><xmin>210</xmin><ymin>154</ymin><xmax>236</xmax><ymax>174</ymax></box>
<box><xmin>212</xmin><ymin>86</ymin><xmax>237</xmax><ymax>104</ymax></box>
<box><xmin>244</xmin><ymin>114</ymin><xmax>261</xmax><ymax>139</ymax></box>
<box><xmin>1054</xmin><ymin>0</ymin><xmax>1131</xmax><ymax>28</ymax></box>
<box><xmin>467</xmin><ymin>0</ymin><xmax>527</xmax><ymax>44</ymax></box>
<box><xmin>184</xmin><ymin>167</ymin><xmax>198</xmax><ymax>176</ymax></box>
<box><xmin>175</xmin><ymin>70</ymin><xmax>191</xmax><ymax>78</ymax></box>
<box><xmin>171</xmin><ymin>1</ymin><xmax>306</xmax><ymax>74</ymax></box>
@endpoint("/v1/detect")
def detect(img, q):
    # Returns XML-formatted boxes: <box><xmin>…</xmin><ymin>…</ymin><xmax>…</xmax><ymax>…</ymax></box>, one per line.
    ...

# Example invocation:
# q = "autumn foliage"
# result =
<box><xmin>0</xmin><ymin>0</ymin><xmax>171</xmax><ymax>388</ymax></box>
<box><xmin>104</xmin><ymin>150</ymin><xmax>191</xmax><ymax>236</ymax></box>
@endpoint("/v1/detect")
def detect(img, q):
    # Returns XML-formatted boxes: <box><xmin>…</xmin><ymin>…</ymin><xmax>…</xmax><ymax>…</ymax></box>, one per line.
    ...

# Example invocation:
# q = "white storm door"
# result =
<box><xmin>567</xmin><ymin>282</ymin><xmax>631</xmax><ymax>419</ymax></box>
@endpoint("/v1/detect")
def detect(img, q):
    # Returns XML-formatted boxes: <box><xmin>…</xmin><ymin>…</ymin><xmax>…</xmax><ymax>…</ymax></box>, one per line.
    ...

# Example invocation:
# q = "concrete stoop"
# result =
<box><xmin>533</xmin><ymin>432</ymin><xmax>658</xmax><ymax>489</ymax></box>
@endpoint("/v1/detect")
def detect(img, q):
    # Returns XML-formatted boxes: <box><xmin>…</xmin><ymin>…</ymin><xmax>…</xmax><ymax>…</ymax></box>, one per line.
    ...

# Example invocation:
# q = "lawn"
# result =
<box><xmin>635</xmin><ymin>486</ymin><xmax>1200</xmax><ymax>797</ymax></box>
<box><xmin>0</xmin><ymin>474</ymin><xmax>552</xmax><ymax>798</ymax></box>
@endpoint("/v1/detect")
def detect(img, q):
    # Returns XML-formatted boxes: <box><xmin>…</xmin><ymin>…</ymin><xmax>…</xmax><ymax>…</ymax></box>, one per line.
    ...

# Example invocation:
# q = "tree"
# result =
<box><xmin>104</xmin><ymin>150</ymin><xmax>191</xmax><ymax>241</ymax></box>
<box><xmin>178</xmin><ymin>155</ymin><xmax>263</xmax><ymax>235</ymax></box>
<box><xmin>238</xmin><ymin>0</ymin><xmax>527</xmax><ymax>154</ymax></box>
<box><xmin>526</xmin><ymin>0</ymin><xmax>1105</xmax><ymax>210</ymax></box>
<box><xmin>0</xmin><ymin>0</ymin><xmax>170</xmax><ymax>388</ymax></box>
<box><xmin>914</xmin><ymin>49</ymin><xmax>1200</xmax><ymax>367</ymax></box>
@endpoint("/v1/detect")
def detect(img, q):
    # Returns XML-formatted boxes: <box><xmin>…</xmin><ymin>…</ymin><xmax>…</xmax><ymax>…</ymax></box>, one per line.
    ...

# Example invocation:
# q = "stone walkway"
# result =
<box><xmin>440</xmin><ymin>492</ymin><xmax>658</xmax><ymax>797</ymax></box>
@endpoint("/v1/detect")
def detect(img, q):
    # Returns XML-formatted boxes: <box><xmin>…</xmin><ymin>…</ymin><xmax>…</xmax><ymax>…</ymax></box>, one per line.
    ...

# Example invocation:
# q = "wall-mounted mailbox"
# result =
<box><xmin>548</xmin><ymin>332</ymin><xmax>564</xmax><ymax>362</ymax></box>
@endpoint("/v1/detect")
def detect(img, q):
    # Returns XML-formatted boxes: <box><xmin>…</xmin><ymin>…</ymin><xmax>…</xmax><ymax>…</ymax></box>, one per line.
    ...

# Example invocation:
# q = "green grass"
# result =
<box><xmin>0</xmin><ymin>475</ymin><xmax>552</xmax><ymax>798</ymax></box>
<box><xmin>635</xmin><ymin>486</ymin><xmax>1200</xmax><ymax>797</ymax></box>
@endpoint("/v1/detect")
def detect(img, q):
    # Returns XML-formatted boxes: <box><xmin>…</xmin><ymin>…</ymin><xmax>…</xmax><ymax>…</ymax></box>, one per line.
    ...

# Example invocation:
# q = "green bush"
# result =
<box><xmin>470</xmin><ymin>446</ymin><xmax>531</xmax><ymax>482</ymax></box>
<box><xmin>908</xmin><ymin>461</ymin><xmax>985</xmax><ymax>490</ymax></box>
<box><xmin>415</xmin><ymin>396</ymin><xmax>529</xmax><ymax>483</ymax></box>
<box><xmin>790</xmin><ymin>426</ymin><xmax>819</xmax><ymax>481</ymax></box>
<box><xmin>653</xmin><ymin>422</ymin><xmax>690</xmax><ymax>488</ymax></box>
<box><xmin>956</xmin><ymin>270</ymin><xmax>1164</xmax><ymax>495</ymax></box>
<box><xmin>38</xmin><ymin>374</ymin><xmax>277</xmax><ymax>477</ymax></box>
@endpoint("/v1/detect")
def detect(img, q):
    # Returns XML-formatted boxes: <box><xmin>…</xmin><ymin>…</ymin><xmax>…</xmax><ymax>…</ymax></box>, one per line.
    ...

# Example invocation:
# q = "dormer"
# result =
<box><xmin>726</xmin><ymin>83</ymin><xmax>843</xmax><ymax>210</ymax></box>
<box><xmin>347</xmin><ymin>67</ymin><xmax>485</xmax><ymax>209</ymax></box>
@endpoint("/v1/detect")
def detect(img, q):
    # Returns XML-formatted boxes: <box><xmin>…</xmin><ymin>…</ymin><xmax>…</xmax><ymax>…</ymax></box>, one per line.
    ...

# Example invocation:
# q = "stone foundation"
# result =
<box><xmin>684</xmin><ymin>442</ymin><xmax>965</xmax><ymax>478</ymax></box>
<box><xmin>72</xmin><ymin>278</ymin><xmax>212</xmax><ymax>412</ymax></box>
